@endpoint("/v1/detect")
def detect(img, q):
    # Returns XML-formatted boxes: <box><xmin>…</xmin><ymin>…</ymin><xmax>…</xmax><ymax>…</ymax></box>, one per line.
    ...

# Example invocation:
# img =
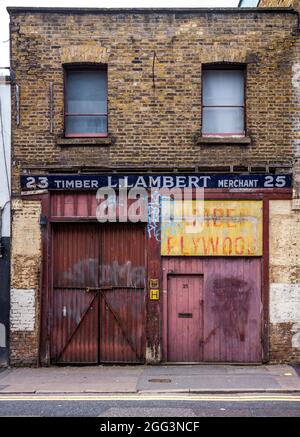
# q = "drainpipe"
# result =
<box><xmin>0</xmin><ymin>201</ymin><xmax>10</xmax><ymax>258</ymax></box>
<box><xmin>0</xmin><ymin>207</ymin><xmax>2</xmax><ymax>258</ymax></box>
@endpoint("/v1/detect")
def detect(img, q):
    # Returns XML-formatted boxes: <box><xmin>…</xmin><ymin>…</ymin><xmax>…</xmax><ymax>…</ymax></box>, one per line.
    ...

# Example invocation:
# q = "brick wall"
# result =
<box><xmin>8</xmin><ymin>9</ymin><xmax>299</xmax><ymax>193</ymax></box>
<box><xmin>259</xmin><ymin>0</ymin><xmax>293</xmax><ymax>6</ymax></box>
<box><xmin>259</xmin><ymin>0</ymin><xmax>300</xmax><ymax>10</ymax></box>
<box><xmin>10</xmin><ymin>199</ymin><xmax>41</xmax><ymax>366</ymax></box>
<box><xmin>269</xmin><ymin>200</ymin><xmax>300</xmax><ymax>362</ymax></box>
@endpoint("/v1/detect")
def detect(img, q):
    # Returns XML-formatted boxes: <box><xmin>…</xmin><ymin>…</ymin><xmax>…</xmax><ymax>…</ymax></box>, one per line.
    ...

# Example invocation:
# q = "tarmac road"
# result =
<box><xmin>0</xmin><ymin>393</ymin><xmax>299</xmax><ymax>417</ymax></box>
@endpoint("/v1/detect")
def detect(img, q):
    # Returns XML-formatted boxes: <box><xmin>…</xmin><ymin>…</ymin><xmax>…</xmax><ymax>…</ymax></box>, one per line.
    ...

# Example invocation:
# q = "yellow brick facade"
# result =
<box><xmin>8</xmin><ymin>8</ymin><xmax>300</xmax><ymax>364</ymax></box>
<box><xmin>8</xmin><ymin>9</ymin><xmax>300</xmax><ymax>191</ymax></box>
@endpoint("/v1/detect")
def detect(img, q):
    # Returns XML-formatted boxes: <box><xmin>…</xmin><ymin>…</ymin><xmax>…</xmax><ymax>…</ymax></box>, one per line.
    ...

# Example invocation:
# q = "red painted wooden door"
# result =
<box><xmin>98</xmin><ymin>224</ymin><xmax>146</xmax><ymax>363</ymax></box>
<box><xmin>51</xmin><ymin>223</ymin><xmax>146</xmax><ymax>364</ymax></box>
<box><xmin>203</xmin><ymin>258</ymin><xmax>261</xmax><ymax>363</ymax></box>
<box><xmin>51</xmin><ymin>223</ymin><xmax>99</xmax><ymax>364</ymax></box>
<box><xmin>167</xmin><ymin>275</ymin><xmax>203</xmax><ymax>362</ymax></box>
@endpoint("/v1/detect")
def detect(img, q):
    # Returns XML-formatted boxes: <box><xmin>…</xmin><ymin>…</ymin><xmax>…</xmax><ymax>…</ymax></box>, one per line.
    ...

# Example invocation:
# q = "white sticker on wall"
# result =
<box><xmin>10</xmin><ymin>289</ymin><xmax>35</xmax><ymax>332</ymax></box>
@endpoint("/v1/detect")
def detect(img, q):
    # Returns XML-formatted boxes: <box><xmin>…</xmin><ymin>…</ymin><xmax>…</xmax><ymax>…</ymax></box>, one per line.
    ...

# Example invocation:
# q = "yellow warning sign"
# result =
<box><xmin>150</xmin><ymin>289</ymin><xmax>160</xmax><ymax>300</ymax></box>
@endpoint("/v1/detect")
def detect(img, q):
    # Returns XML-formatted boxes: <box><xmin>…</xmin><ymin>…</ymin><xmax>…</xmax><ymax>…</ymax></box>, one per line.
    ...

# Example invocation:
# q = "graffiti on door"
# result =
<box><xmin>63</xmin><ymin>259</ymin><xmax>145</xmax><ymax>288</ymax></box>
<box><xmin>99</xmin><ymin>261</ymin><xmax>145</xmax><ymax>287</ymax></box>
<box><xmin>205</xmin><ymin>275</ymin><xmax>252</xmax><ymax>343</ymax></box>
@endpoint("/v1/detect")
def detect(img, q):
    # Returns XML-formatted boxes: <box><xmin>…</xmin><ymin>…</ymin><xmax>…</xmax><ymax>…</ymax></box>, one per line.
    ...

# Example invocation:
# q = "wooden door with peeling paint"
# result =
<box><xmin>203</xmin><ymin>258</ymin><xmax>262</xmax><ymax>363</ymax></box>
<box><xmin>99</xmin><ymin>224</ymin><xmax>146</xmax><ymax>363</ymax></box>
<box><xmin>167</xmin><ymin>275</ymin><xmax>203</xmax><ymax>362</ymax></box>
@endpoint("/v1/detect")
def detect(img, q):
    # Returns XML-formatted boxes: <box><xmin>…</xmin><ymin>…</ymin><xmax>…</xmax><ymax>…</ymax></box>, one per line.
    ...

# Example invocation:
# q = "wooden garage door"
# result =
<box><xmin>163</xmin><ymin>258</ymin><xmax>262</xmax><ymax>363</ymax></box>
<box><xmin>51</xmin><ymin>223</ymin><xmax>146</xmax><ymax>364</ymax></box>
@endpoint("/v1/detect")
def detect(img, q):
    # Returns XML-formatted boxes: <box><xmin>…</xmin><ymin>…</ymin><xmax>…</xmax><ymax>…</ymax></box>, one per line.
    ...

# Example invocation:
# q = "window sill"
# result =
<box><xmin>56</xmin><ymin>136</ymin><xmax>112</xmax><ymax>146</ymax></box>
<box><xmin>195</xmin><ymin>136</ymin><xmax>251</xmax><ymax>145</ymax></box>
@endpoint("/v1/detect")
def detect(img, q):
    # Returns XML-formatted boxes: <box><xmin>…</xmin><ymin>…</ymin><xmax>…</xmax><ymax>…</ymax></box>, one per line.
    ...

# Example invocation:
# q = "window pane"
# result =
<box><xmin>239</xmin><ymin>0</ymin><xmax>259</xmax><ymax>7</ymax></box>
<box><xmin>66</xmin><ymin>70</ymin><xmax>107</xmax><ymax>114</ymax></box>
<box><xmin>65</xmin><ymin>115</ymin><xmax>107</xmax><ymax>135</ymax></box>
<box><xmin>203</xmin><ymin>70</ymin><xmax>244</xmax><ymax>106</ymax></box>
<box><xmin>202</xmin><ymin>107</ymin><xmax>244</xmax><ymax>134</ymax></box>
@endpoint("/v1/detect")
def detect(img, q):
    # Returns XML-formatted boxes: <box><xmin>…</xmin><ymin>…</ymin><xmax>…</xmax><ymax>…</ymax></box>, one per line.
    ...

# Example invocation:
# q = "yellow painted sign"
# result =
<box><xmin>161</xmin><ymin>200</ymin><xmax>263</xmax><ymax>256</ymax></box>
<box><xmin>150</xmin><ymin>289</ymin><xmax>160</xmax><ymax>300</ymax></box>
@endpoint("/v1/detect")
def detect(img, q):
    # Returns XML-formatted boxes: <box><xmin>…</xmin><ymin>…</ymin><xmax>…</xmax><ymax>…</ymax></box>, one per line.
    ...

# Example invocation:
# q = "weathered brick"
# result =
<box><xmin>8</xmin><ymin>9</ymin><xmax>300</xmax><ymax>189</ymax></box>
<box><xmin>10</xmin><ymin>200</ymin><xmax>41</xmax><ymax>366</ymax></box>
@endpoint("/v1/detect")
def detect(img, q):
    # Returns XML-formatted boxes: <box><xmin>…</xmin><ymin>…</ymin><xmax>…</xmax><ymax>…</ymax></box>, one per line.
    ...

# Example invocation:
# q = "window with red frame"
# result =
<box><xmin>202</xmin><ymin>66</ymin><xmax>245</xmax><ymax>136</ymax></box>
<box><xmin>64</xmin><ymin>66</ymin><xmax>108</xmax><ymax>137</ymax></box>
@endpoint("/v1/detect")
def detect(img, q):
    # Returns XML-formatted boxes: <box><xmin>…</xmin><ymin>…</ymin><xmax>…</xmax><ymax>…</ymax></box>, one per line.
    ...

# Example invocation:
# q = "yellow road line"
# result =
<box><xmin>0</xmin><ymin>395</ymin><xmax>299</xmax><ymax>402</ymax></box>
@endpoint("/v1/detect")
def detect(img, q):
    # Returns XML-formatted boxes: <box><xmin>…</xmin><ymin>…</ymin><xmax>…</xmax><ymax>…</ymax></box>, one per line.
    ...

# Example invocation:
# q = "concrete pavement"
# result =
<box><xmin>0</xmin><ymin>364</ymin><xmax>300</xmax><ymax>395</ymax></box>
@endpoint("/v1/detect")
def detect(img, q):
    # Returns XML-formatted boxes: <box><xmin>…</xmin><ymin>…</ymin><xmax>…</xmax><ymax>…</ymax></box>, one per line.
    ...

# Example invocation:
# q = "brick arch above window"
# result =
<box><xmin>200</xmin><ymin>48</ymin><xmax>249</xmax><ymax>65</ymax></box>
<box><xmin>60</xmin><ymin>44</ymin><xmax>110</xmax><ymax>64</ymax></box>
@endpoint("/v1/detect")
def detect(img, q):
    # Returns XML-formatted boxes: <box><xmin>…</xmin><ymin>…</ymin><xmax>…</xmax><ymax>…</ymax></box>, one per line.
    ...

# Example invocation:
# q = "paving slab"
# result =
<box><xmin>138</xmin><ymin>374</ymin><xmax>280</xmax><ymax>392</ymax></box>
<box><xmin>0</xmin><ymin>366</ymin><xmax>142</xmax><ymax>394</ymax></box>
<box><xmin>138</xmin><ymin>365</ymin><xmax>231</xmax><ymax>376</ymax></box>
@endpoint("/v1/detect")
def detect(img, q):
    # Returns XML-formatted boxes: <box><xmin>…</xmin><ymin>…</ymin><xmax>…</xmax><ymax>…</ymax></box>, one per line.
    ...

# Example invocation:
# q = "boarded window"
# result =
<box><xmin>202</xmin><ymin>68</ymin><xmax>245</xmax><ymax>136</ymax></box>
<box><xmin>65</xmin><ymin>67</ymin><xmax>107</xmax><ymax>137</ymax></box>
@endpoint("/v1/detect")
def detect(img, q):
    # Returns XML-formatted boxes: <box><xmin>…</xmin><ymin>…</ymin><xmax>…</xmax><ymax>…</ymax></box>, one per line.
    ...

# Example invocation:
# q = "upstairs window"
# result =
<box><xmin>64</xmin><ymin>66</ymin><xmax>108</xmax><ymax>137</ymax></box>
<box><xmin>202</xmin><ymin>65</ymin><xmax>245</xmax><ymax>136</ymax></box>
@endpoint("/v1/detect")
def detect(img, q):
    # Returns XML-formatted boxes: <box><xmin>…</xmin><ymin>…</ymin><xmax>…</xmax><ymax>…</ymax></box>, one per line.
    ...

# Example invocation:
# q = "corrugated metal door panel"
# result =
<box><xmin>100</xmin><ymin>223</ymin><xmax>146</xmax><ymax>363</ymax></box>
<box><xmin>203</xmin><ymin>258</ymin><xmax>261</xmax><ymax>363</ymax></box>
<box><xmin>52</xmin><ymin>290</ymin><xmax>99</xmax><ymax>363</ymax></box>
<box><xmin>167</xmin><ymin>275</ymin><xmax>203</xmax><ymax>362</ymax></box>
<box><xmin>100</xmin><ymin>223</ymin><xmax>146</xmax><ymax>287</ymax></box>
<box><xmin>51</xmin><ymin>223</ymin><xmax>100</xmax><ymax>363</ymax></box>
<box><xmin>51</xmin><ymin>192</ymin><xmax>142</xmax><ymax>219</ymax></box>
<box><xmin>51</xmin><ymin>192</ymin><xmax>97</xmax><ymax>218</ymax></box>
<box><xmin>99</xmin><ymin>288</ymin><xmax>145</xmax><ymax>363</ymax></box>
<box><xmin>53</xmin><ymin>223</ymin><xmax>100</xmax><ymax>288</ymax></box>
<box><xmin>51</xmin><ymin>222</ymin><xmax>146</xmax><ymax>364</ymax></box>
